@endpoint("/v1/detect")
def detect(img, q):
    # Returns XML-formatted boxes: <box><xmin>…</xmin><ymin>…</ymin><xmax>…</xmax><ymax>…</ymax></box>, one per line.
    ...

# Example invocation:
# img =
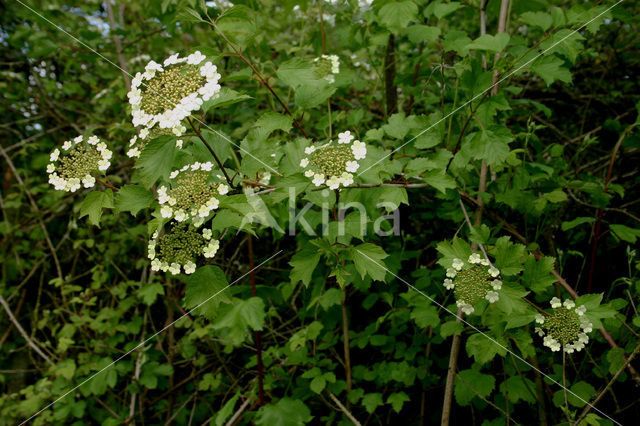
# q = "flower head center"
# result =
<box><xmin>140</xmin><ymin>64</ymin><xmax>206</xmax><ymax>115</ymax></box>
<box><xmin>310</xmin><ymin>144</ymin><xmax>355</xmax><ymax>177</ymax></box>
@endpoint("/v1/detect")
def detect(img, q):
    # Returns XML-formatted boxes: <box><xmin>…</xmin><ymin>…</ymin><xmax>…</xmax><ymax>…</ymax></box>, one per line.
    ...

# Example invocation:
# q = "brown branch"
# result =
<box><xmin>187</xmin><ymin>117</ymin><xmax>234</xmax><ymax>187</ymax></box>
<box><xmin>207</xmin><ymin>20</ymin><xmax>308</xmax><ymax>139</ymax></box>
<box><xmin>0</xmin><ymin>295</ymin><xmax>54</xmax><ymax>366</ymax></box>
<box><xmin>327</xmin><ymin>390</ymin><xmax>362</xmax><ymax>425</ymax></box>
<box><xmin>105</xmin><ymin>0</ymin><xmax>130</xmax><ymax>91</ymax></box>
<box><xmin>575</xmin><ymin>341</ymin><xmax>640</xmax><ymax>425</ymax></box>
<box><xmin>384</xmin><ymin>34</ymin><xmax>398</xmax><ymax>116</ymax></box>
<box><xmin>247</xmin><ymin>235</ymin><xmax>265</xmax><ymax>406</ymax></box>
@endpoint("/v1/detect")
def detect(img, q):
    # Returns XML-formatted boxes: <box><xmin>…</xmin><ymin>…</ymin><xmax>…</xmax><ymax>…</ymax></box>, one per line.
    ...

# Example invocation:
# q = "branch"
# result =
<box><xmin>207</xmin><ymin>19</ymin><xmax>308</xmax><ymax>139</ymax></box>
<box><xmin>327</xmin><ymin>390</ymin><xmax>362</xmax><ymax>426</ymax></box>
<box><xmin>575</xmin><ymin>341</ymin><xmax>640</xmax><ymax>425</ymax></box>
<box><xmin>105</xmin><ymin>0</ymin><xmax>130</xmax><ymax>91</ymax></box>
<box><xmin>187</xmin><ymin>117</ymin><xmax>235</xmax><ymax>187</ymax></box>
<box><xmin>0</xmin><ymin>295</ymin><xmax>54</xmax><ymax>366</ymax></box>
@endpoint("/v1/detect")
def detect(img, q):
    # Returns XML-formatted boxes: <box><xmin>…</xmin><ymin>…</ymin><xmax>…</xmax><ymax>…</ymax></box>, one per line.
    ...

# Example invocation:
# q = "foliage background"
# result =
<box><xmin>1</xmin><ymin>0</ymin><xmax>640</xmax><ymax>425</ymax></box>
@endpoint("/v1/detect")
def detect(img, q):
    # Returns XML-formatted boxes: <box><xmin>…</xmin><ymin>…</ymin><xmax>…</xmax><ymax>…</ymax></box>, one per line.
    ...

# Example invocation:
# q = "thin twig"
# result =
<box><xmin>327</xmin><ymin>390</ymin><xmax>362</xmax><ymax>426</ymax></box>
<box><xmin>187</xmin><ymin>117</ymin><xmax>234</xmax><ymax>187</ymax></box>
<box><xmin>0</xmin><ymin>295</ymin><xmax>54</xmax><ymax>366</ymax></box>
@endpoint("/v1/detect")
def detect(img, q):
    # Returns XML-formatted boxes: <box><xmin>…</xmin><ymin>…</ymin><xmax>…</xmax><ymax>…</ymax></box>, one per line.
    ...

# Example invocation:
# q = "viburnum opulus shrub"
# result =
<box><xmin>1</xmin><ymin>1</ymin><xmax>640</xmax><ymax>425</ymax></box>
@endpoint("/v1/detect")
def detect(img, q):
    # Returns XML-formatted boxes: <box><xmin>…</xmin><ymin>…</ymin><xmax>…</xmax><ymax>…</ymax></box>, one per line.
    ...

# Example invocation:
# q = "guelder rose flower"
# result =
<box><xmin>442</xmin><ymin>255</ymin><xmax>502</xmax><ymax>315</ymax></box>
<box><xmin>300</xmin><ymin>130</ymin><xmax>367</xmax><ymax>190</ymax></box>
<box><xmin>156</xmin><ymin>161</ymin><xmax>229</xmax><ymax>223</ymax></box>
<box><xmin>148</xmin><ymin>224</ymin><xmax>220</xmax><ymax>275</ymax></box>
<box><xmin>313</xmin><ymin>54</ymin><xmax>340</xmax><ymax>83</ymax></box>
<box><xmin>47</xmin><ymin>134</ymin><xmax>112</xmax><ymax>192</ymax></box>
<box><xmin>534</xmin><ymin>299</ymin><xmax>593</xmax><ymax>353</ymax></box>
<box><xmin>127</xmin><ymin>51</ymin><xmax>222</xmax><ymax>136</ymax></box>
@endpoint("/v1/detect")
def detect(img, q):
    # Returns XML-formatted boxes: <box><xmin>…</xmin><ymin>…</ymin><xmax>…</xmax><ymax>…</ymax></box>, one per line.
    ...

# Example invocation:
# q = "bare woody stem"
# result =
<box><xmin>208</xmin><ymin>21</ymin><xmax>309</xmax><ymax>139</ymax></box>
<box><xmin>247</xmin><ymin>235</ymin><xmax>265</xmax><ymax>406</ymax></box>
<box><xmin>341</xmin><ymin>289</ymin><xmax>352</xmax><ymax>396</ymax></box>
<box><xmin>96</xmin><ymin>177</ymin><xmax>119</xmax><ymax>191</ymax></box>
<box><xmin>187</xmin><ymin>117</ymin><xmax>235</xmax><ymax>187</ymax></box>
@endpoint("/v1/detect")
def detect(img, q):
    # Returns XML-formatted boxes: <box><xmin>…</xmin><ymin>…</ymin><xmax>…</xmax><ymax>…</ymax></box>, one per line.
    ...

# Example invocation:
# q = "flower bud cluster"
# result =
<box><xmin>300</xmin><ymin>131</ymin><xmax>366</xmax><ymax>190</ymax></box>
<box><xmin>47</xmin><ymin>135</ymin><xmax>112</xmax><ymax>192</ymax></box>
<box><xmin>534</xmin><ymin>298</ymin><xmax>592</xmax><ymax>353</ymax></box>
<box><xmin>148</xmin><ymin>224</ymin><xmax>219</xmax><ymax>275</ymax></box>
<box><xmin>127</xmin><ymin>51</ymin><xmax>221</xmax><ymax>136</ymax></box>
<box><xmin>443</xmin><ymin>253</ymin><xmax>502</xmax><ymax>315</ymax></box>
<box><xmin>313</xmin><ymin>54</ymin><xmax>340</xmax><ymax>83</ymax></box>
<box><xmin>157</xmin><ymin>161</ymin><xmax>229</xmax><ymax>226</ymax></box>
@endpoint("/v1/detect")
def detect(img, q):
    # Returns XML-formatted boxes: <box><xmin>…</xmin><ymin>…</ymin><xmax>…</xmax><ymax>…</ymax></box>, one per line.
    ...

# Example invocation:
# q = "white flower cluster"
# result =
<box><xmin>47</xmin><ymin>135</ymin><xmax>112</xmax><ymax>192</ymax></box>
<box><xmin>148</xmin><ymin>226</ymin><xmax>220</xmax><ymax>275</ymax></box>
<box><xmin>535</xmin><ymin>298</ymin><xmax>592</xmax><ymax>353</ymax></box>
<box><xmin>127</xmin><ymin>51</ymin><xmax>221</xmax><ymax>136</ymax></box>
<box><xmin>300</xmin><ymin>131</ymin><xmax>367</xmax><ymax>190</ymax></box>
<box><xmin>313</xmin><ymin>54</ymin><xmax>340</xmax><ymax>83</ymax></box>
<box><xmin>158</xmin><ymin>161</ymin><xmax>229</xmax><ymax>226</ymax></box>
<box><xmin>444</xmin><ymin>253</ymin><xmax>502</xmax><ymax>315</ymax></box>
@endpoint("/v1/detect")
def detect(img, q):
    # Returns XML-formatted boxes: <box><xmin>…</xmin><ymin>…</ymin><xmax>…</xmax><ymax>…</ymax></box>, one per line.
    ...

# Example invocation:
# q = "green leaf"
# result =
<box><xmin>361</xmin><ymin>392</ymin><xmax>384</xmax><ymax>414</ymax></box>
<box><xmin>255</xmin><ymin>398</ymin><xmax>313</xmax><ymax>426</ymax></box>
<box><xmin>114</xmin><ymin>185</ymin><xmax>154</xmax><ymax>217</ymax></box>
<box><xmin>387</xmin><ymin>392</ymin><xmax>410</xmax><ymax>413</ymax></box>
<box><xmin>410</xmin><ymin>299</ymin><xmax>439</xmax><ymax>328</ymax></box>
<box><xmin>492</xmin><ymin>237</ymin><xmax>527</xmax><ymax>276</ymax></box>
<box><xmin>135</xmin><ymin>135</ymin><xmax>178</xmax><ymax>189</ymax></box>
<box><xmin>466</xmin><ymin>333</ymin><xmax>507</xmax><ymax>364</ymax></box>
<box><xmin>520</xmin><ymin>11</ymin><xmax>553</xmax><ymax>31</ymax></box>
<box><xmin>464</xmin><ymin>126</ymin><xmax>514</xmax><ymax>165</ymax></box>
<box><xmin>309</xmin><ymin>375</ymin><xmax>326</xmax><ymax>393</ymax></box>
<box><xmin>543</xmin><ymin>190</ymin><xmax>568</xmax><ymax>203</ymax></box>
<box><xmin>440</xmin><ymin>320</ymin><xmax>463</xmax><ymax>338</ymax></box>
<box><xmin>455</xmin><ymin>369</ymin><xmax>495</xmax><ymax>406</ymax></box>
<box><xmin>213</xmin><ymin>297</ymin><xmax>265</xmax><ymax>332</ymax></box>
<box><xmin>522</xmin><ymin>255</ymin><xmax>557</xmax><ymax>293</ymax></box>
<box><xmin>254</xmin><ymin>111</ymin><xmax>293</xmax><ymax>135</ymax></box>
<box><xmin>423</xmin><ymin>169</ymin><xmax>456</xmax><ymax>194</ymax></box>
<box><xmin>433</xmin><ymin>2</ymin><xmax>464</xmax><ymax>19</ymax></box>
<box><xmin>553</xmin><ymin>381</ymin><xmax>596</xmax><ymax>408</ymax></box>
<box><xmin>352</xmin><ymin>243</ymin><xmax>389</xmax><ymax>282</ymax></box>
<box><xmin>294</xmin><ymin>81</ymin><xmax>336</xmax><ymax>109</ymax></box>
<box><xmin>531</xmin><ymin>55</ymin><xmax>572</xmax><ymax>86</ymax></box>
<box><xmin>609</xmin><ymin>224</ymin><xmax>640</xmax><ymax>243</ymax></box>
<box><xmin>183</xmin><ymin>265</ymin><xmax>232</xmax><ymax>320</ymax></box>
<box><xmin>561</xmin><ymin>217</ymin><xmax>595</xmax><ymax>231</ymax></box>
<box><xmin>378</xmin><ymin>1</ymin><xmax>418</xmax><ymax>32</ymax></box>
<box><xmin>467</xmin><ymin>33</ymin><xmax>510</xmax><ymax>53</ymax></box>
<box><xmin>202</xmin><ymin>87</ymin><xmax>252</xmax><ymax>111</ymax></box>
<box><xmin>137</xmin><ymin>282</ymin><xmax>164</xmax><ymax>306</ymax></box>
<box><xmin>500</xmin><ymin>376</ymin><xmax>536</xmax><ymax>403</ymax></box>
<box><xmin>79</xmin><ymin>190</ymin><xmax>114</xmax><ymax>227</ymax></box>
<box><xmin>289</xmin><ymin>245</ymin><xmax>322</xmax><ymax>287</ymax></box>
<box><xmin>405</xmin><ymin>25</ymin><xmax>441</xmax><ymax>44</ymax></box>
<box><xmin>277</xmin><ymin>58</ymin><xmax>318</xmax><ymax>88</ymax></box>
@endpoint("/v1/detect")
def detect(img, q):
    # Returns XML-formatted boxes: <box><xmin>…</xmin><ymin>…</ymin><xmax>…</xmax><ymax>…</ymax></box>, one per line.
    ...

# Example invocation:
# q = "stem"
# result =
<box><xmin>95</xmin><ymin>177</ymin><xmax>119</xmax><ymax>191</ymax></box>
<box><xmin>384</xmin><ymin>34</ymin><xmax>398</xmax><ymax>116</ymax></box>
<box><xmin>247</xmin><ymin>235</ymin><xmax>265</xmax><ymax>406</ymax></box>
<box><xmin>105</xmin><ymin>0</ymin><xmax>130</xmax><ymax>91</ymax></box>
<box><xmin>0</xmin><ymin>295</ymin><xmax>54</xmax><ymax>366</ymax></box>
<box><xmin>187</xmin><ymin>117</ymin><xmax>234</xmax><ymax>187</ymax></box>
<box><xmin>587</xmin><ymin>123</ymin><xmax>636</xmax><ymax>292</ymax></box>
<box><xmin>575</xmin><ymin>340</ymin><xmax>640</xmax><ymax>425</ymax></box>
<box><xmin>562</xmin><ymin>351</ymin><xmax>572</xmax><ymax>425</ymax></box>
<box><xmin>341</xmin><ymin>289</ymin><xmax>352</xmax><ymax>394</ymax></box>
<box><xmin>208</xmin><ymin>20</ymin><xmax>308</xmax><ymax>139</ymax></box>
<box><xmin>441</xmin><ymin>309</ymin><xmax>463</xmax><ymax>426</ymax></box>
<box><xmin>327</xmin><ymin>390</ymin><xmax>362</xmax><ymax>425</ymax></box>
